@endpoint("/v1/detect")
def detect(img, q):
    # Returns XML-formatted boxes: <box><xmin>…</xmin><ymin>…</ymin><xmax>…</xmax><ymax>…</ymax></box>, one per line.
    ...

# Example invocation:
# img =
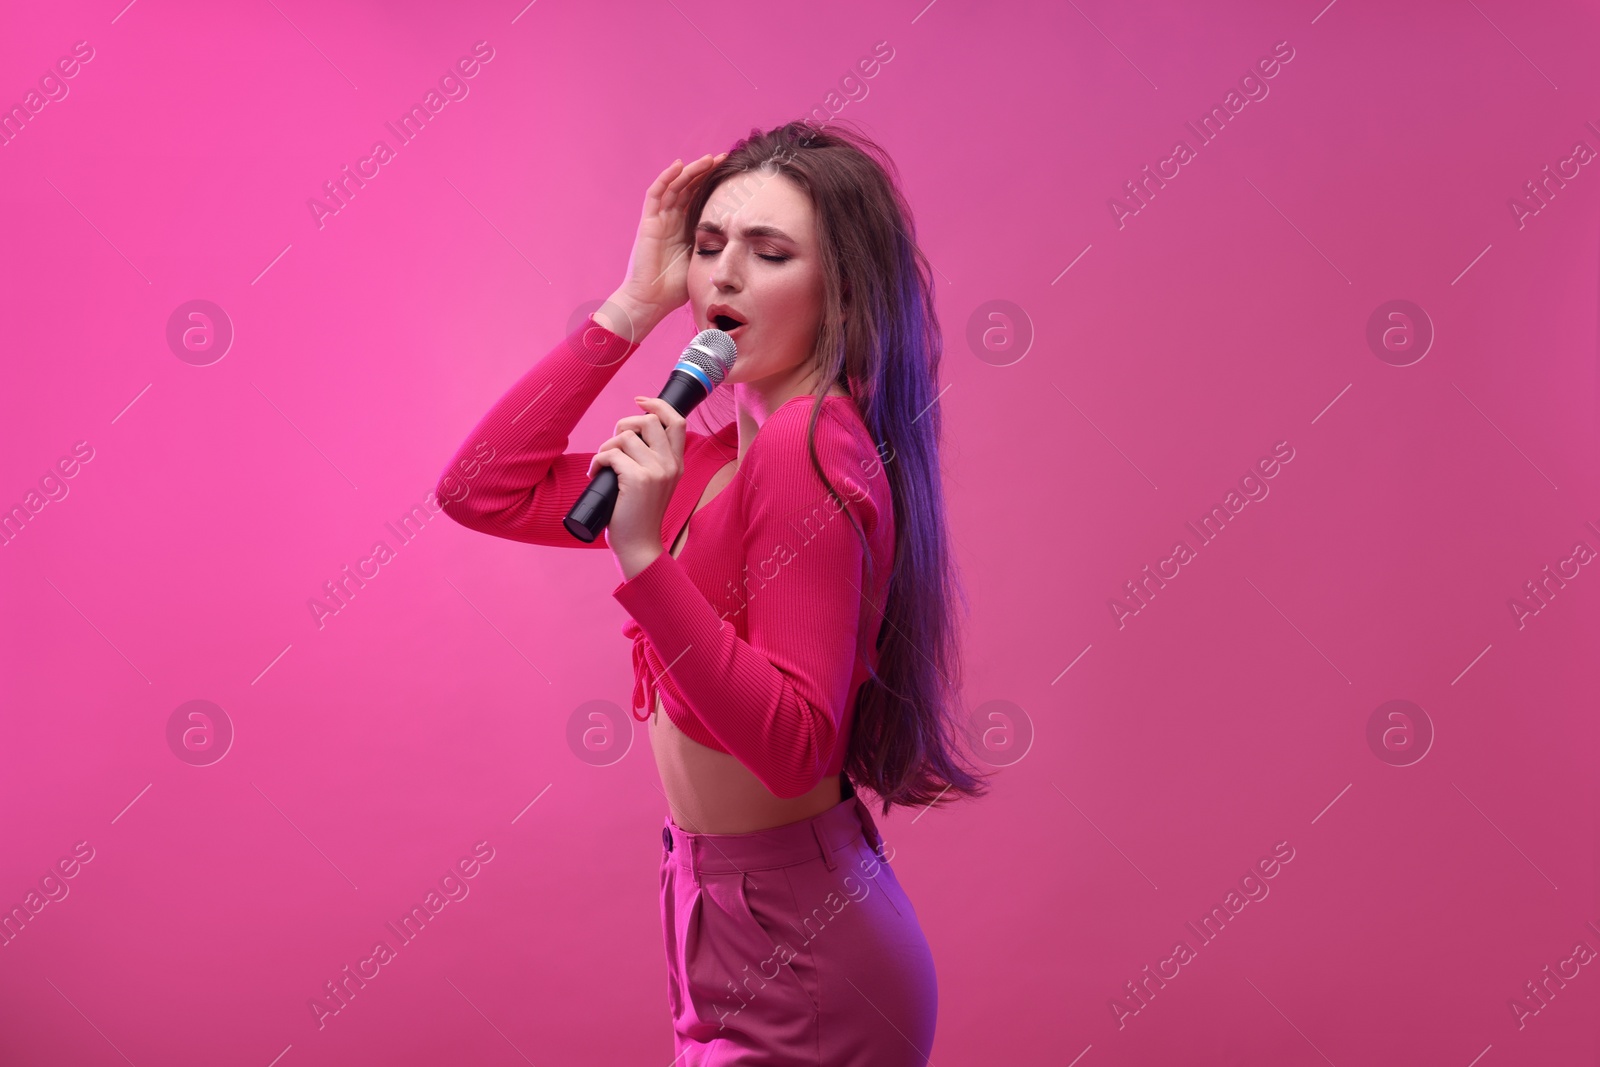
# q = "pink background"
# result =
<box><xmin>3</xmin><ymin>0</ymin><xmax>1598</xmax><ymax>1063</ymax></box>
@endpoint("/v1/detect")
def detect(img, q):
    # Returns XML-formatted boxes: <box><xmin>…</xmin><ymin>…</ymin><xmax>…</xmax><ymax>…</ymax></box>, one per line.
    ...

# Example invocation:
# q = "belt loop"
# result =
<box><xmin>688</xmin><ymin>834</ymin><xmax>701</xmax><ymax>886</ymax></box>
<box><xmin>853</xmin><ymin>796</ymin><xmax>886</xmax><ymax>861</ymax></box>
<box><xmin>812</xmin><ymin>819</ymin><xmax>837</xmax><ymax>871</ymax></box>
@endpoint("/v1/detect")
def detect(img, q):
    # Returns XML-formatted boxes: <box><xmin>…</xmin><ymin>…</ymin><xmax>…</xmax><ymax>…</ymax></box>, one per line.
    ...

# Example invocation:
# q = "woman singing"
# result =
<box><xmin>437</xmin><ymin>120</ymin><xmax>988</xmax><ymax>1065</ymax></box>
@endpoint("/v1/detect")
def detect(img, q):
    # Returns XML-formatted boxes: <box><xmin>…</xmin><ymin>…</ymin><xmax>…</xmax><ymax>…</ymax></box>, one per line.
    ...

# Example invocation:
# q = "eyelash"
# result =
<box><xmin>696</xmin><ymin>248</ymin><xmax>788</xmax><ymax>263</ymax></box>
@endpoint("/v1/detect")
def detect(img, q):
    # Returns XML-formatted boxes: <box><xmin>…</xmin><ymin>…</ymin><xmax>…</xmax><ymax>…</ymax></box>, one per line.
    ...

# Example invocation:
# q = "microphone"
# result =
<box><xmin>563</xmin><ymin>327</ymin><xmax>738</xmax><ymax>543</ymax></box>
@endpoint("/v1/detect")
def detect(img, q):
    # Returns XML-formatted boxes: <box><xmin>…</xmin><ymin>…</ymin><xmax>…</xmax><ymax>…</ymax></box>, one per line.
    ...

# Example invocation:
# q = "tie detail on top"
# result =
<box><xmin>622</xmin><ymin>618</ymin><xmax>656</xmax><ymax>722</ymax></box>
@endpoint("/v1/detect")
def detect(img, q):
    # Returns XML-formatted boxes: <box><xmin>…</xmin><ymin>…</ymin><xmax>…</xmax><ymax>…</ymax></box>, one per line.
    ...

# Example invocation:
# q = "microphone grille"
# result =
<box><xmin>683</xmin><ymin>329</ymin><xmax>738</xmax><ymax>385</ymax></box>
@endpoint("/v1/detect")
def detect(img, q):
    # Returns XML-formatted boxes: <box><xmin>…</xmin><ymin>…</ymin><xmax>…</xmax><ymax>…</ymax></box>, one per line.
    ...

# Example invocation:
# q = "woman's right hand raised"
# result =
<box><xmin>596</xmin><ymin>152</ymin><xmax>727</xmax><ymax>344</ymax></box>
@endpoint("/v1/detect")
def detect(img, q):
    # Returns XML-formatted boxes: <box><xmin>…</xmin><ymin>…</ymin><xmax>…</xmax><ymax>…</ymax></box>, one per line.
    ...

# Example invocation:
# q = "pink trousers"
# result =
<box><xmin>659</xmin><ymin>788</ymin><xmax>938</xmax><ymax>1065</ymax></box>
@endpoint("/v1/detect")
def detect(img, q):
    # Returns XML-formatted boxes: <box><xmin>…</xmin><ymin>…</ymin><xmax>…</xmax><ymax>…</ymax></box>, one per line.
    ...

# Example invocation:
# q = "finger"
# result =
<box><xmin>682</xmin><ymin>155</ymin><xmax>720</xmax><ymax>191</ymax></box>
<box><xmin>604</xmin><ymin>425</ymin><xmax>668</xmax><ymax>470</ymax></box>
<box><xmin>663</xmin><ymin>154</ymin><xmax>718</xmax><ymax>206</ymax></box>
<box><xmin>605</xmin><ymin>427</ymin><xmax>659</xmax><ymax>470</ymax></box>
<box><xmin>665</xmin><ymin>410</ymin><xmax>687</xmax><ymax>464</ymax></box>
<box><xmin>644</xmin><ymin>159</ymin><xmax>686</xmax><ymax>212</ymax></box>
<box><xmin>593</xmin><ymin>427</ymin><xmax>641</xmax><ymax>458</ymax></box>
<box><xmin>628</xmin><ymin>395</ymin><xmax>684</xmax><ymax>432</ymax></box>
<box><xmin>633</xmin><ymin>397</ymin><xmax>685</xmax><ymax>454</ymax></box>
<box><xmin>595</xmin><ymin>422</ymin><xmax>661</xmax><ymax>466</ymax></box>
<box><xmin>587</xmin><ymin>446</ymin><xmax>644</xmax><ymax>481</ymax></box>
<box><xmin>668</xmin><ymin>154</ymin><xmax>714</xmax><ymax>190</ymax></box>
<box><xmin>634</xmin><ymin>395</ymin><xmax>685</xmax><ymax>428</ymax></box>
<box><xmin>659</xmin><ymin>158</ymin><xmax>697</xmax><ymax>199</ymax></box>
<box><xmin>646</xmin><ymin>165</ymin><xmax>676</xmax><ymax>205</ymax></box>
<box><xmin>617</xmin><ymin>408</ymin><xmax>669</xmax><ymax>455</ymax></box>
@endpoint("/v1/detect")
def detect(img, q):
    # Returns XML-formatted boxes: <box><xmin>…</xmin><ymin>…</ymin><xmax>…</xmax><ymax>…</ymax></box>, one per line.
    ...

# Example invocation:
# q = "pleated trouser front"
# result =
<box><xmin>658</xmin><ymin>790</ymin><xmax>938</xmax><ymax>1065</ymax></box>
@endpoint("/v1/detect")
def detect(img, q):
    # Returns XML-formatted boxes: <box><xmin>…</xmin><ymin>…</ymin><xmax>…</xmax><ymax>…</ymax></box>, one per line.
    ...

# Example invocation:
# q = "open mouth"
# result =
<box><xmin>711</xmin><ymin>313</ymin><xmax>746</xmax><ymax>333</ymax></box>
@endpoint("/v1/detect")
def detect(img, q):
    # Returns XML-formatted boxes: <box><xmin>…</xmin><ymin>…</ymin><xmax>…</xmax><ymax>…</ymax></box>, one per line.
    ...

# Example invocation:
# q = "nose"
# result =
<box><xmin>709</xmin><ymin>251</ymin><xmax>743</xmax><ymax>293</ymax></box>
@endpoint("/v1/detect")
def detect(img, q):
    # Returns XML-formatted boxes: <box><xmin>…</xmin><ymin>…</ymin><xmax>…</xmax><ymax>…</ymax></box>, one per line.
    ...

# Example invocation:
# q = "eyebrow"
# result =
<box><xmin>695</xmin><ymin>220</ymin><xmax>798</xmax><ymax>243</ymax></box>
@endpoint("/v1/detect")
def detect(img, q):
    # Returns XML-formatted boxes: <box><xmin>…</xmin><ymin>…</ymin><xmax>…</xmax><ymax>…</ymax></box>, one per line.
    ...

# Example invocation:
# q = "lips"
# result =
<box><xmin>707</xmin><ymin>304</ymin><xmax>748</xmax><ymax>334</ymax></box>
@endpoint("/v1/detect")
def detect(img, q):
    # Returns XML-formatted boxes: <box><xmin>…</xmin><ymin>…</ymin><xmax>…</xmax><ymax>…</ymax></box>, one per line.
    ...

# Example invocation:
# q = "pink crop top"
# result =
<box><xmin>436</xmin><ymin>314</ymin><xmax>896</xmax><ymax>800</ymax></box>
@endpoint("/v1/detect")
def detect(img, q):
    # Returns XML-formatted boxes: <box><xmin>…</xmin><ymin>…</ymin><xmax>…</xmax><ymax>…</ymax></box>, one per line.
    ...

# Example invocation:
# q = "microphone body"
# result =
<box><xmin>563</xmin><ymin>329</ymin><xmax>737</xmax><ymax>543</ymax></box>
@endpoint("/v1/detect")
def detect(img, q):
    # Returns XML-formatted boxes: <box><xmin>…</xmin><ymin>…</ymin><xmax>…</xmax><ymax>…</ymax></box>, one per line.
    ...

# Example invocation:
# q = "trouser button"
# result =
<box><xmin>662</xmin><ymin>826</ymin><xmax>674</xmax><ymax>851</ymax></box>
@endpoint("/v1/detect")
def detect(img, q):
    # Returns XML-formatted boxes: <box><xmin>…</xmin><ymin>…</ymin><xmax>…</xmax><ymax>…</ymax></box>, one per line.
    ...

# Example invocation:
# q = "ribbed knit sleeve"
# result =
<box><xmin>436</xmin><ymin>315</ymin><xmax>641</xmax><ymax>547</ymax></box>
<box><xmin>610</xmin><ymin>398</ymin><xmax>882</xmax><ymax>799</ymax></box>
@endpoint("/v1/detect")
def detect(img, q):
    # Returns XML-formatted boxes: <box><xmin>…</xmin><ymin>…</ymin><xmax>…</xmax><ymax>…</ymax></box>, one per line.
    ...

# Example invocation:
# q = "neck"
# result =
<box><xmin>731</xmin><ymin>370</ymin><xmax>848</xmax><ymax>463</ymax></box>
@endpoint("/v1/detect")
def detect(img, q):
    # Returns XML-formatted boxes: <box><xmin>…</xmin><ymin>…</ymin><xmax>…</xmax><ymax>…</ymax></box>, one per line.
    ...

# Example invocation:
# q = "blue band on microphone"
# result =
<box><xmin>672</xmin><ymin>359</ymin><xmax>715</xmax><ymax>392</ymax></box>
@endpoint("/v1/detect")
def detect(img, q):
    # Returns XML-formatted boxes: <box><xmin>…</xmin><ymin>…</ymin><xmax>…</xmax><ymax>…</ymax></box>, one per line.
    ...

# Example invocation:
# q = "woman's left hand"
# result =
<box><xmin>588</xmin><ymin>395</ymin><xmax>686</xmax><ymax>579</ymax></box>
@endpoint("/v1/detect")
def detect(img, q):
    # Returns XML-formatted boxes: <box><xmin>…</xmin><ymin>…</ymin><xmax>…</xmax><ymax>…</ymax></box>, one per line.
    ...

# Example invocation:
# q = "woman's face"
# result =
<box><xmin>688</xmin><ymin>168</ymin><xmax>827</xmax><ymax>392</ymax></box>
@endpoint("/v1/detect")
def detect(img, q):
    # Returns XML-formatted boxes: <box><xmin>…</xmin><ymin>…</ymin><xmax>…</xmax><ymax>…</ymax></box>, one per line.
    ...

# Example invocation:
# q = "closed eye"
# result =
<box><xmin>695</xmin><ymin>248</ymin><xmax>788</xmax><ymax>263</ymax></box>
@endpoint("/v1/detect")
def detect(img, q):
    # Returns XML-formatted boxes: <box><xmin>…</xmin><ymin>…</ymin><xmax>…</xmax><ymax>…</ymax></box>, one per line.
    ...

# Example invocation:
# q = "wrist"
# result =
<box><xmin>594</xmin><ymin>292</ymin><xmax>665</xmax><ymax>345</ymax></box>
<box><xmin>616</xmin><ymin>543</ymin><xmax>664</xmax><ymax>582</ymax></box>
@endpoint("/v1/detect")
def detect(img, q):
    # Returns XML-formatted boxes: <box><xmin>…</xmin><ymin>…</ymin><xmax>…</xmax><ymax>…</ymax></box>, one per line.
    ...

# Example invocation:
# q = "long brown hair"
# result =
<box><xmin>683</xmin><ymin>119</ymin><xmax>992</xmax><ymax>815</ymax></box>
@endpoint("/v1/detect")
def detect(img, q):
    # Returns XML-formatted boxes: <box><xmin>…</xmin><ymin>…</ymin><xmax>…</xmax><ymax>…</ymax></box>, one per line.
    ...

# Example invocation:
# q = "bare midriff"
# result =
<box><xmin>648</xmin><ymin>456</ymin><xmax>843</xmax><ymax>835</ymax></box>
